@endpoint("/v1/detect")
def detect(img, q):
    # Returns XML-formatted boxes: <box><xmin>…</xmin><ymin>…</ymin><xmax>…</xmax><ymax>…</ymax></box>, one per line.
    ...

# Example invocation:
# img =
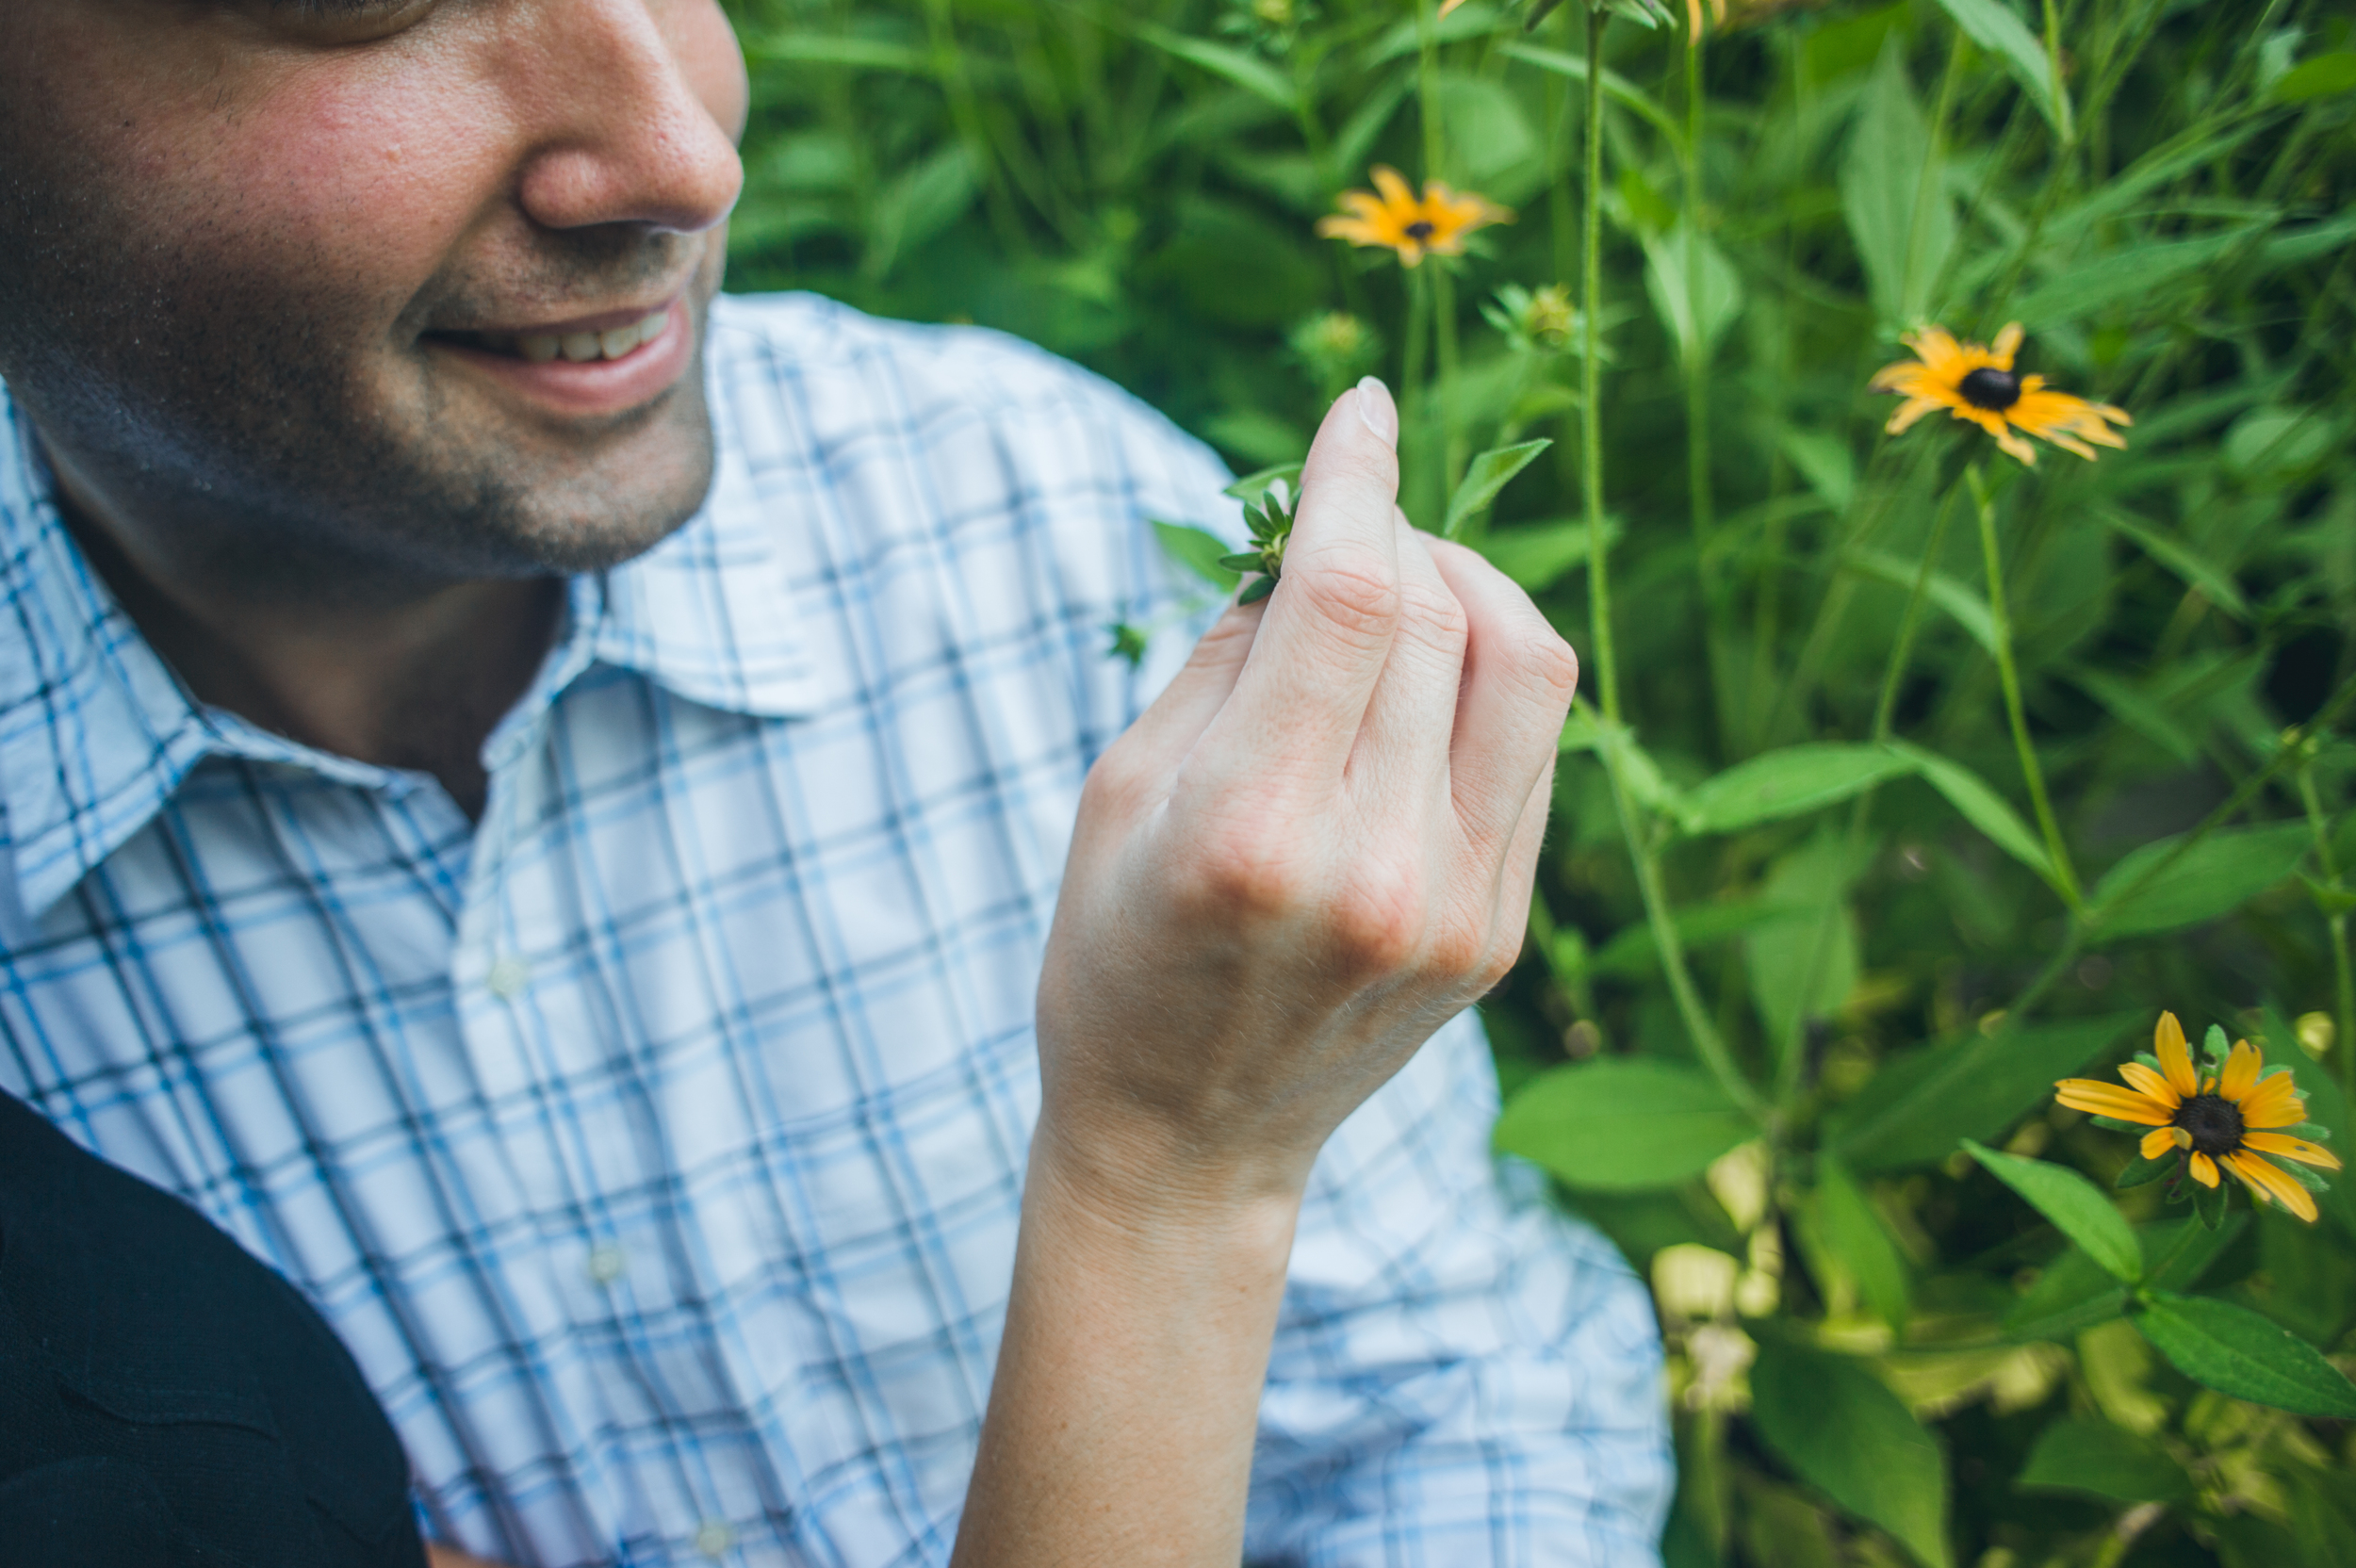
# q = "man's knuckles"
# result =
<box><xmin>1278</xmin><ymin>544</ymin><xmax>1400</xmax><ymax>648</ymax></box>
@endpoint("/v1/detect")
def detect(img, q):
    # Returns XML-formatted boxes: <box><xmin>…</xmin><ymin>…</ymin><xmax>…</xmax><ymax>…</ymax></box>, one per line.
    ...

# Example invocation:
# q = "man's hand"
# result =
<box><xmin>952</xmin><ymin>378</ymin><xmax>1577</xmax><ymax>1566</ymax></box>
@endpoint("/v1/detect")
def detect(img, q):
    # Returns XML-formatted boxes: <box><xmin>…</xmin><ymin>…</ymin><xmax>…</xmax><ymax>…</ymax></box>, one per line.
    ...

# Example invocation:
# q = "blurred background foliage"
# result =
<box><xmin>716</xmin><ymin>0</ymin><xmax>2356</xmax><ymax>1563</ymax></box>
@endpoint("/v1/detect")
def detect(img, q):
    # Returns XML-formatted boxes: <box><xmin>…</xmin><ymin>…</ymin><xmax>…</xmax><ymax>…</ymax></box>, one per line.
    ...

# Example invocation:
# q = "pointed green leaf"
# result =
<box><xmin>1475</xmin><ymin>517</ymin><xmax>1623</xmax><ymax>593</ymax></box>
<box><xmin>2015</xmin><ymin>1418</ymin><xmax>2194</xmax><ymax>1505</ymax></box>
<box><xmin>2100</xmin><ymin>511</ymin><xmax>2251</xmax><ymax>621</ymax></box>
<box><xmin>1642</xmin><ymin>223</ymin><xmax>1744</xmax><ymax>367</ymax></box>
<box><xmin>2014</xmin><ymin>227</ymin><xmax>2262</xmax><ymax>330</ymax></box>
<box><xmin>1151</xmin><ymin>520</ymin><xmax>1246</xmax><ymax>590</ymax></box>
<box><xmin>1816</xmin><ymin>1154</ymin><xmax>1912</xmax><ymax>1332</ymax></box>
<box><xmin>1927</xmin><ymin>0</ymin><xmax>2069</xmax><ymax>135</ymax></box>
<box><xmin>1830</xmin><ymin>1015</ymin><xmax>2135</xmax><ymax>1173</ymax></box>
<box><xmin>1675</xmin><ymin>744</ymin><xmax>1916</xmax><ymax>836</ymax></box>
<box><xmin>1129</xmin><ymin>22</ymin><xmax>1299</xmax><ymax>111</ymax></box>
<box><xmin>1751</xmin><ymin>1338</ymin><xmax>1953</xmax><ymax>1568</ymax></box>
<box><xmin>2133</xmin><ymin>1291</ymin><xmax>2356</xmax><ymax>1418</ymax></box>
<box><xmin>1841</xmin><ymin>549</ymin><xmax>1997</xmax><ymax>654</ymax></box>
<box><xmin>2273</xmin><ymin>53</ymin><xmax>2356</xmax><ymax>102</ymax></box>
<box><xmin>1444</xmin><ymin>439</ymin><xmax>1553</xmax><ymax>539</ymax></box>
<box><xmin>1220</xmin><ymin>462</ymin><xmax>1303</xmax><ymax>503</ymax></box>
<box><xmin>1841</xmin><ymin>41</ymin><xmax>1955</xmax><ymax>326</ymax></box>
<box><xmin>1495</xmin><ymin>1059</ymin><xmax>1756</xmax><ymax>1191</ymax></box>
<box><xmin>1963</xmin><ymin>1141</ymin><xmax>2143</xmax><ymax>1284</ymax></box>
<box><xmin>2087</xmin><ymin>822</ymin><xmax>2314</xmax><ymax>942</ymax></box>
<box><xmin>1884</xmin><ymin>743</ymin><xmax>2056</xmax><ymax>886</ymax></box>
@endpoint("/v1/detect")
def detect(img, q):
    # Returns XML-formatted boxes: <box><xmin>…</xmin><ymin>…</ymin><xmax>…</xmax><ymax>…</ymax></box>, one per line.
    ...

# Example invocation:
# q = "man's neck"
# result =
<box><xmin>46</xmin><ymin>446</ymin><xmax>564</xmax><ymax>822</ymax></box>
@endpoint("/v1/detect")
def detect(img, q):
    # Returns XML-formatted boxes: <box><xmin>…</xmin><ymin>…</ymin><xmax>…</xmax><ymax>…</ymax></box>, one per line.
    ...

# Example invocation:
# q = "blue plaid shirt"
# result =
<box><xmin>0</xmin><ymin>294</ymin><xmax>1667</xmax><ymax>1568</ymax></box>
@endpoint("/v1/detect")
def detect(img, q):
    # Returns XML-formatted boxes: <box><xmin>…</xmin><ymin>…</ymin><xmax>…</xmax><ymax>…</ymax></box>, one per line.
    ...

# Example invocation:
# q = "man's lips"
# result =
<box><xmin>426</xmin><ymin>297</ymin><xmax>696</xmax><ymax>417</ymax></box>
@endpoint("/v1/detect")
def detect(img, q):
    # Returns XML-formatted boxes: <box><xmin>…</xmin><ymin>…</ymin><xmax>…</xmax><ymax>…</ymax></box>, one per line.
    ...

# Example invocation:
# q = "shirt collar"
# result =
<box><xmin>0</xmin><ymin>309</ymin><xmax>826</xmax><ymax>923</ymax></box>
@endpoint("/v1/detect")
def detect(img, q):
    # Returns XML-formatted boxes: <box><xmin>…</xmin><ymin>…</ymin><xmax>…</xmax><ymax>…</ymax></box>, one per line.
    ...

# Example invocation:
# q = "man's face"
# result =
<box><xmin>0</xmin><ymin>1</ymin><xmax>749</xmax><ymax>587</ymax></box>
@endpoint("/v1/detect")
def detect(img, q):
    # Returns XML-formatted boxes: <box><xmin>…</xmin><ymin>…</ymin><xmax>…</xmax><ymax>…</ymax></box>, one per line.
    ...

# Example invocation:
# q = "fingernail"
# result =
<box><xmin>1354</xmin><ymin>375</ymin><xmax>1398</xmax><ymax>448</ymax></box>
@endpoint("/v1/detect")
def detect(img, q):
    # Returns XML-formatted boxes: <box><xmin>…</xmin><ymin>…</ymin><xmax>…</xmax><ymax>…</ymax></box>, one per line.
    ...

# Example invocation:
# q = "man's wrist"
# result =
<box><xmin>1023</xmin><ymin>1104</ymin><xmax>1307</xmax><ymax>1278</ymax></box>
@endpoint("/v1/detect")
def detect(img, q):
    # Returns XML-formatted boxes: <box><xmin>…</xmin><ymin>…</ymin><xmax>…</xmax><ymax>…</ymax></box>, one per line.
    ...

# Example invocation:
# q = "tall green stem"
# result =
<box><xmin>2299</xmin><ymin>763</ymin><xmax>2356</xmax><ymax>1101</ymax></box>
<box><xmin>1580</xmin><ymin>4</ymin><xmax>1619</xmax><ymax>723</ymax></box>
<box><xmin>1682</xmin><ymin>25</ymin><xmax>1732</xmax><ymax>755</ymax></box>
<box><xmin>1415</xmin><ymin>2</ymin><xmax>1464</xmax><ymax>494</ymax></box>
<box><xmin>1971</xmin><ymin>467</ymin><xmax>2084</xmax><ymax>910</ymax></box>
<box><xmin>1434</xmin><ymin>264</ymin><xmax>1465</xmax><ymax>494</ymax></box>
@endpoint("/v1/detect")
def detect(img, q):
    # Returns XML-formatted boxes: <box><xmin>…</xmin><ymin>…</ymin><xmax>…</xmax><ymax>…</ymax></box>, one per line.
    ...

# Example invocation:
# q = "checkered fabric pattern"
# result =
<box><xmin>0</xmin><ymin>293</ymin><xmax>1669</xmax><ymax>1568</ymax></box>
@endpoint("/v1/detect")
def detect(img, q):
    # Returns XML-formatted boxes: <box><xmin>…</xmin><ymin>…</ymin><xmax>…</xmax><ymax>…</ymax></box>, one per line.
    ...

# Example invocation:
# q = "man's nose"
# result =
<box><xmin>511</xmin><ymin>0</ymin><xmax>745</xmax><ymax>237</ymax></box>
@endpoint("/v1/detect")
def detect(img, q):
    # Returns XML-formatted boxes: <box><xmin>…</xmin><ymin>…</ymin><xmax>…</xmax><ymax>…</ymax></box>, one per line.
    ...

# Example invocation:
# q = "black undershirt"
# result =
<box><xmin>0</xmin><ymin>1091</ymin><xmax>428</xmax><ymax>1568</ymax></box>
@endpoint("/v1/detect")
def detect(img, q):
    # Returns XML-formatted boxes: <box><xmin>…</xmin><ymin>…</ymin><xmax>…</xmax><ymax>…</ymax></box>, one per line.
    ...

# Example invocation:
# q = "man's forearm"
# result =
<box><xmin>949</xmin><ymin>1126</ymin><xmax>1301</xmax><ymax>1566</ymax></box>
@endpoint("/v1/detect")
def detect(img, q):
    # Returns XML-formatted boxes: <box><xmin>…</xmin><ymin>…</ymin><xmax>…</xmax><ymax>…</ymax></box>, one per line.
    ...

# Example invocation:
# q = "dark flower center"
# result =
<box><xmin>1402</xmin><ymin>220</ymin><xmax>1436</xmax><ymax>242</ymax></box>
<box><xmin>2172</xmin><ymin>1093</ymin><xmax>2245</xmax><ymax>1156</ymax></box>
<box><xmin>1958</xmin><ymin>367</ymin><xmax>2021</xmax><ymax>411</ymax></box>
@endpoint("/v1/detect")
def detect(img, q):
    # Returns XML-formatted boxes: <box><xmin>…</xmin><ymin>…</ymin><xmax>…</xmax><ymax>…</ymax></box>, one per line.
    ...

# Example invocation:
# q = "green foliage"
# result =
<box><xmin>722</xmin><ymin>0</ymin><xmax>2356</xmax><ymax>1560</ymax></box>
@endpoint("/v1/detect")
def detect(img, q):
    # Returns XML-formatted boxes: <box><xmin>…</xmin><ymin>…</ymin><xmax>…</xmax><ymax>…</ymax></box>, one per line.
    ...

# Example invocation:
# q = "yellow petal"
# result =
<box><xmin>2226</xmin><ymin>1152</ymin><xmax>2319</xmax><ymax>1223</ymax></box>
<box><xmin>1886</xmin><ymin>396</ymin><xmax>1951</xmax><ymax>434</ymax></box>
<box><xmin>1440</xmin><ymin>0</ymin><xmax>1471</xmax><ymax>13</ymax></box>
<box><xmin>1903</xmin><ymin>326</ymin><xmax>1964</xmax><ymax>370</ymax></box>
<box><xmin>2237</xmin><ymin>1075</ymin><xmax>2307</xmax><ymax>1129</ymax></box>
<box><xmin>2218</xmin><ymin>1039</ymin><xmax>2261</xmax><ymax>1102</ymax></box>
<box><xmin>2152</xmin><ymin>1013</ymin><xmax>2197</xmax><ymax>1098</ymax></box>
<box><xmin>1991</xmin><ymin>322</ymin><xmax>2023</xmax><ymax>368</ymax></box>
<box><xmin>2140</xmin><ymin>1126</ymin><xmax>2180</xmax><ymax>1160</ymax></box>
<box><xmin>2243</xmin><ymin>1131</ymin><xmax>2342</xmax><ymax>1171</ymax></box>
<box><xmin>2054</xmin><ymin>1081</ymin><xmax>2174</xmax><ymax>1125</ymax></box>
<box><xmin>2118</xmin><ymin>1061</ymin><xmax>2182</xmax><ymax>1108</ymax></box>
<box><xmin>1370</xmin><ymin>165</ymin><xmax>1416</xmax><ymax>211</ymax></box>
<box><xmin>2190</xmin><ymin>1152</ymin><xmax>2219</xmax><ymax>1187</ymax></box>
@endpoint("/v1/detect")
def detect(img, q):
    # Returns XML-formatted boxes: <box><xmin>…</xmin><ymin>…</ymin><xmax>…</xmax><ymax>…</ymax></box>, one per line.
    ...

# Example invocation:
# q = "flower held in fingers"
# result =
<box><xmin>1872</xmin><ymin>322</ymin><xmax>2130</xmax><ymax>466</ymax></box>
<box><xmin>1317</xmin><ymin>166</ymin><xmax>1512</xmax><ymax>269</ymax></box>
<box><xmin>2056</xmin><ymin>1012</ymin><xmax>2339</xmax><ymax>1222</ymax></box>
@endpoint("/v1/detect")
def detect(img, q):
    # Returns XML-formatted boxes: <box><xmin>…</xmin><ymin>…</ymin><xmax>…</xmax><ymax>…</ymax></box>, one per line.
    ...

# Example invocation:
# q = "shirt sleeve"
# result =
<box><xmin>1244</xmin><ymin>1010</ymin><xmax>1674</xmax><ymax>1568</ymax></box>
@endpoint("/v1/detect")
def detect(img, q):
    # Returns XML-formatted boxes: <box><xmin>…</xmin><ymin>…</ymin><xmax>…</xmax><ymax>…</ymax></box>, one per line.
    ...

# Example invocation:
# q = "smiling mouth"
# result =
<box><xmin>435</xmin><ymin>308</ymin><xmax>672</xmax><ymax>365</ymax></box>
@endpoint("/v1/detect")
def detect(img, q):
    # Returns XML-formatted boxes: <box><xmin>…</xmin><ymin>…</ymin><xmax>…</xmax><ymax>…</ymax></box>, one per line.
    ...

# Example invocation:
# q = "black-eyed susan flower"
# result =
<box><xmin>2056</xmin><ymin>1013</ymin><xmax>2340</xmax><ymax>1222</ymax></box>
<box><xmin>1872</xmin><ymin>322</ymin><xmax>2131</xmax><ymax>467</ymax></box>
<box><xmin>1317</xmin><ymin>166</ymin><xmax>1512</xmax><ymax>269</ymax></box>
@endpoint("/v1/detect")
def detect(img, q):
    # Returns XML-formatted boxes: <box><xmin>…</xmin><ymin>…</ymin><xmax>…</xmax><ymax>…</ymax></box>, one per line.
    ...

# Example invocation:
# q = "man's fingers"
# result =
<box><xmin>1425</xmin><ymin>537</ymin><xmax>1579</xmax><ymax>862</ymax></box>
<box><xmin>1213</xmin><ymin>380</ymin><xmax>1403</xmax><ymax>780</ymax></box>
<box><xmin>1119</xmin><ymin>598</ymin><xmax>1266</xmax><ymax>762</ymax></box>
<box><xmin>1344</xmin><ymin>513</ymin><xmax>1469</xmax><ymax>807</ymax></box>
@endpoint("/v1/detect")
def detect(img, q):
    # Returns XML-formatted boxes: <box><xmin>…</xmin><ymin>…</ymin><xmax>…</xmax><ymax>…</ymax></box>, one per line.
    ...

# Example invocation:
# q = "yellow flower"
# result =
<box><xmin>1317</xmin><ymin>166</ymin><xmax>1512</xmax><ymax>269</ymax></box>
<box><xmin>1871</xmin><ymin>322</ymin><xmax>2131</xmax><ymax>467</ymax></box>
<box><xmin>2056</xmin><ymin>1013</ymin><xmax>2341</xmax><ymax>1223</ymax></box>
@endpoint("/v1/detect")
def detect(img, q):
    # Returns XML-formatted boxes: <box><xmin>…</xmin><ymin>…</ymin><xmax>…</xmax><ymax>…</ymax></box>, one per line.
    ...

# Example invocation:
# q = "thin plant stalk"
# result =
<box><xmin>1970</xmin><ymin>466</ymin><xmax>2085</xmax><ymax>910</ymax></box>
<box><xmin>1773</xmin><ymin>485</ymin><xmax>1964</xmax><ymax>1105</ymax></box>
<box><xmin>1682</xmin><ymin>23</ymin><xmax>1733</xmax><ymax>755</ymax></box>
<box><xmin>2298</xmin><ymin>762</ymin><xmax>2356</xmax><ymax>1101</ymax></box>
<box><xmin>1434</xmin><ymin>262</ymin><xmax>1466</xmax><ymax>493</ymax></box>
<box><xmin>1570</xmin><ymin>4</ymin><xmax>1763</xmax><ymax>1124</ymax></box>
<box><xmin>1415</xmin><ymin>0</ymin><xmax>1465</xmax><ymax>493</ymax></box>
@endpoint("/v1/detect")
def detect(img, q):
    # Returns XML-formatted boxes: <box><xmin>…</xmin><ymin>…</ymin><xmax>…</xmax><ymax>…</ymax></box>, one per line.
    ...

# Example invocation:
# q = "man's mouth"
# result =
<box><xmin>434</xmin><ymin>309</ymin><xmax>674</xmax><ymax>364</ymax></box>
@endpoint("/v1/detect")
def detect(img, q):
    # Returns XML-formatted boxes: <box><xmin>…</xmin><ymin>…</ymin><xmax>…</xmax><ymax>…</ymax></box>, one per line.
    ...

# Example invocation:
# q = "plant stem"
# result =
<box><xmin>1579</xmin><ymin>2</ymin><xmax>1619</xmax><ymax>723</ymax></box>
<box><xmin>1772</xmin><ymin>485</ymin><xmax>1964</xmax><ymax>1108</ymax></box>
<box><xmin>2298</xmin><ymin>762</ymin><xmax>2356</xmax><ymax>1101</ymax></box>
<box><xmin>1434</xmin><ymin>262</ymin><xmax>1466</xmax><ymax>495</ymax></box>
<box><xmin>1402</xmin><ymin>263</ymin><xmax>1432</xmax><ymax>475</ymax></box>
<box><xmin>1682</xmin><ymin>23</ymin><xmax>1733</xmax><ymax>756</ymax></box>
<box><xmin>1970</xmin><ymin>466</ymin><xmax>2085</xmax><ymax>910</ymax></box>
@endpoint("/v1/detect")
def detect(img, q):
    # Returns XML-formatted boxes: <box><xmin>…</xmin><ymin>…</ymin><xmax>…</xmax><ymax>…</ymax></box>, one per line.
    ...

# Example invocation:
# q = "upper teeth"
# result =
<box><xmin>514</xmin><ymin>310</ymin><xmax>669</xmax><ymax>365</ymax></box>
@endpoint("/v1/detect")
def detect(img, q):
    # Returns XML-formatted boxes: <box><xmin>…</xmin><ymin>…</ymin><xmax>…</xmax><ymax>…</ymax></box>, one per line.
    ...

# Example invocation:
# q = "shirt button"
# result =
<box><xmin>695</xmin><ymin>1520</ymin><xmax>736</xmax><ymax>1559</ymax></box>
<box><xmin>486</xmin><ymin>955</ymin><xmax>531</xmax><ymax>999</ymax></box>
<box><xmin>585</xmin><ymin>1244</ymin><xmax>629</xmax><ymax>1285</ymax></box>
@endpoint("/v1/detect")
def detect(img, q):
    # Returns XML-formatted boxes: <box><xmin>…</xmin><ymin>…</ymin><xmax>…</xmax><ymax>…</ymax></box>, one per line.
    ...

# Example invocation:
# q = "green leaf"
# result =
<box><xmin>1642</xmin><ymin>223</ymin><xmax>1744</xmax><ymax>368</ymax></box>
<box><xmin>1495</xmin><ymin>1059</ymin><xmax>1756</xmax><ymax>1191</ymax></box>
<box><xmin>1926</xmin><ymin>0</ymin><xmax>2069</xmax><ymax>135</ymax></box>
<box><xmin>1830</xmin><ymin>1014</ymin><xmax>2135</xmax><ymax>1173</ymax></box>
<box><xmin>866</xmin><ymin>144</ymin><xmax>978</xmax><ymax>277</ymax></box>
<box><xmin>1744</xmin><ymin>835</ymin><xmax>1862</xmax><ymax>1066</ymax></box>
<box><xmin>1129</xmin><ymin>22</ymin><xmax>1299</xmax><ymax>111</ymax></box>
<box><xmin>1220</xmin><ymin>462</ymin><xmax>1304</xmax><ymax>503</ymax></box>
<box><xmin>1151</xmin><ymin>520</ymin><xmax>1244</xmax><ymax>591</ymax></box>
<box><xmin>1779</xmin><ymin>428</ymin><xmax>1857</xmax><ymax>514</ymax></box>
<box><xmin>1750</xmin><ymin>1338</ymin><xmax>1953</xmax><ymax>1568</ymax></box>
<box><xmin>2261</xmin><ymin>1014</ymin><xmax>2356</xmax><ymax>1240</ymax></box>
<box><xmin>1841</xmin><ymin>549</ymin><xmax>1997</xmax><ymax>654</ymax></box>
<box><xmin>2014</xmin><ymin>227</ymin><xmax>2262</xmax><ymax>330</ymax></box>
<box><xmin>2272</xmin><ymin>52</ymin><xmax>2356</xmax><ymax>102</ymax></box>
<box><xmin>1676</xmin><ymin>744</ymin><xmax>1916</xmax><ymax>836</ymax></box>
<box><xmin>742</xmin><ymin>32</ymin><xmax>934</xmax><ymax>74</ymax></box>
<box><xmin>2132</xmin><ymin>1291</ymin><xmax>2356</xmax><ymax>1418</ymax></box>
<box><xmin>1445</xmin><ymin>440</ymin><xmax>1553</xmax><ymax>539</ymax></box>
<box><xmin>1591</xmin><ymin>896</ymin><xmax>1812</xmax><ymax>981</ymax></box>
<box><xmin>1816</xmin><ymin>1154</ymin><xmax>1912</xmax><ymax>1332</ymax></box>
<box><xmin>1841</xmin><ymin>40</ymin><xmax>1955</xmax><ymax>327</ymax></box>
<box><xmin>2086</xmin><ymin>822</ymin><xmax>2314</xmax><ymax>942</ymax></box>
<box><xmin>1963</xmin><ymin>1141</ymin><xmax>2143</xmax><ymax>1284</ymax></box>
<box><xmin>2063</xmin><ymin>664</ymin><xmax>2201</xmax><ymax>766</ymax></box>
<box><xmin>2100</xmin><ymin>511</ymin><xmax>2251</xmax><ymax>621</ymax></box>
<box><xmin>2014</xmin><ymin>1418</ymin><xmax>2194</xmax><ymax>1505</ymax></box>
<box><xmin>1884</xmin><ymin>742</ymin><xmax>2057</xmax><ymax>886</ymax></box>
<box><xmin>1237</xmin><ymin>574</ymin><xmax>1276</xmax><ymax>606</ymax></box>
<box><xmin>2008</xmin><ymin>1216</ymin><xmax>2242</xmax><ymax>1344</ymax></box>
